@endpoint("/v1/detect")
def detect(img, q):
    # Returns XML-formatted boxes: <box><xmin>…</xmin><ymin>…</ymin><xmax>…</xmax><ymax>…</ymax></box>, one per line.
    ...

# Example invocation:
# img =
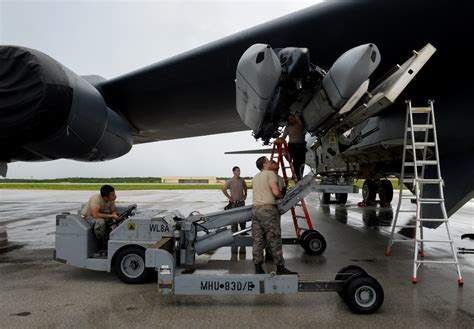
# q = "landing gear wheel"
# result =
<box><xmin>321</xmin><ymin>193</ymin><xmax>331</xmax><ymax>205</ymax></box>
<box><xmin>362</xmin><ymin>179</ymin><xmax>376</xmax><ymax>203</ymax></box>
<box><xmin>335</xmin><ymin>193</ymin><xmax>348</xmax><ymax>205</ymax></box>
<box><xmin>300</xmin><ymin>230</ymin><xmax>326</xmax><ymax>255</ymax></box>
<box><xmin>114</xmin><ymin>247</ymin><xmax>151</xmax><ymax>284</ymax></box>
<box><xmin>343</xmin><ymin>273</ymin><xmax>384</xmax><ymax>314</ymax></box>
<box><xmin>378</xmin><ymin>180</ymin><xmax>393</xmax><ymax>205</ymax></box>
<box><xmin>335</xmin><ymin>265</ymin><xmax>368</xmax><ymax>297</ymax></box>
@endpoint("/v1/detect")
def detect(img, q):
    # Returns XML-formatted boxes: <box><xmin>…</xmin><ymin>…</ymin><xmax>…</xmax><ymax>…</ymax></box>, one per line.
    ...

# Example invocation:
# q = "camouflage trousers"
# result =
<box><xmin>251</xmin><ymin>205</ymin><xmax>284</xmax><ymax>265</ymax></box>
<box><xmin>86</xmin><ymin>217</ymin><xmax>110</xmax><ymax>240</ymax></box>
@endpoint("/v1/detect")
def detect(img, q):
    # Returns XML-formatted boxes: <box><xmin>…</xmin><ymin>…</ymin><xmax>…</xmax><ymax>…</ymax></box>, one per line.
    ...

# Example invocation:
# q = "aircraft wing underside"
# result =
<box><xmin>96</xmin><ymin>0</ymin><xmax>472</xmax><ymax>144</ymax></box>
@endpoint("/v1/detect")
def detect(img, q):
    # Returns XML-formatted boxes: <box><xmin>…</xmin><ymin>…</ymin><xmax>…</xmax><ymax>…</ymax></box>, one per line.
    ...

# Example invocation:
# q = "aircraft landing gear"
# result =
<box><xmin>360</xmin><ymin>179</ymin><xmax>393</xmax><ymax>207</ymax></box>
<box><xmin>378</xmin><ymin>180</ymin><xmax>393</xmax><ymax>206</ymax></box>
<box><xmin>362</xmin><ymin>179</ymin><xmax>377</xmax><ymax>204</ymax></box>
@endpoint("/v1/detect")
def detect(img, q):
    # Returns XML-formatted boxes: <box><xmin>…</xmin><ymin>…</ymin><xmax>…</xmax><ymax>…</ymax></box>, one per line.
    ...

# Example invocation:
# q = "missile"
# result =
<box><xmin>235</xmin><ymin>43</ymin><xmax>435</xmax><ymax>143</ymax></box>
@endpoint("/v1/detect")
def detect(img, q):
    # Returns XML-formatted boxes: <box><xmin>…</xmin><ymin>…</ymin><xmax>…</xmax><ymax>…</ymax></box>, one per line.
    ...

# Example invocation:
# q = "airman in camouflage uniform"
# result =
<box><xmin>81</xmin><ymin>185</ymin><xmax>118</xmax><ymax>250</ymax></box>
<box><xmin>252</xmin><ymin>156</ymin><xmax>297</xmax><ymax>275</ymax></box>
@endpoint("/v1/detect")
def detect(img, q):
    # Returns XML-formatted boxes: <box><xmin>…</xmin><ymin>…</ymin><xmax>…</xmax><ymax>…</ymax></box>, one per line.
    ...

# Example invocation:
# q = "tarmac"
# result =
<box><xmin>0</xmin><ymin>189</ymin><xmax>473</xmax><ymax>328</ymax></box>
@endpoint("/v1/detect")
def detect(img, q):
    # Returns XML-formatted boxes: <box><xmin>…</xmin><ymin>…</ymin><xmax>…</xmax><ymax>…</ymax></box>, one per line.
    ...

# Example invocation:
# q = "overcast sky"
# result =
<box><xmin>1</xmin><ymin>0</ymin><xmax>318</xmax><ymax>179</ymax></box>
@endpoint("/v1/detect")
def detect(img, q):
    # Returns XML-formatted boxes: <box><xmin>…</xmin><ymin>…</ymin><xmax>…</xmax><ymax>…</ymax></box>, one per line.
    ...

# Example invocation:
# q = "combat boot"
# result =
<box><xmin>276</xmin><ymin>264</ymin><xmax>297</xmax><ymax>275</ymax></box>
<box><xmin>255</xmin><ymin>263</ymin><xmax>265</xmax><ymax>274</ymax></box>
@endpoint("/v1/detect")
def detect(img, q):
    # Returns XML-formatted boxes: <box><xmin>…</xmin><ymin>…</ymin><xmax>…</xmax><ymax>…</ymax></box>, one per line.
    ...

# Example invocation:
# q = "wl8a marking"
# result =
<box><xmin>150</xmin><ymin>223</ymin><xmax>170</xmax><ymax>232</ymax></box>
<box><xmin>200</xmin><ymin>280</ymin><xmax>255</xmax><ymax>292</ymax></box>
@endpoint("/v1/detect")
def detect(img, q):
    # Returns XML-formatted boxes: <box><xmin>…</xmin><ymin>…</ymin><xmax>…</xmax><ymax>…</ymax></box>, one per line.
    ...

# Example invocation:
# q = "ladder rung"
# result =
<box><xmin>415</xmin><ymin>142</ymin><xmax>435</xmax><ymax>147</ymax></box>
<box><xmin>418</xmin><ymin>239</ymin><xmax>453</xmax><ymax>243</ymax></box>
<box><xmin>419</xmin><ymin>218</ymin><xmax>448</xmax><ymax>222</ymax></box>
<box><xmin>394</xmin><ymin>225</ymin><xmax>416</xmax><ymax>228</ymax></box>
<box><xmin>407</xmin><ymin>124</ymin><xmax>434</xmax><ymax>131</ymax></box>
<box><xmin>415</xmin><ymin>260</ymin><xmax>459</xmax><ymax>264</ymax></box>
<box><xmin>401</xmin><ymin>196</ymin><xmax>416</xmax><ymax>199</ymax></box>
<box><xmin>404</xmin><ymin>161</ymin><xmax>438</xmax><ymax>166</ymax></box>
<box><xmin>418</xmin><ymin>160</ymin><xmax>438</xmax><ymax>165</ymax></box>
<box><xmin>406</xmin><ymin>142</ymin><xmax>436</xmax><ymax>149</ymax></box>
<box><xmin>419</xmin><ymin>198</ymin><xmax>444</xmax><ymax>203</ymax></box>
<box><xmin>411</xmin><ymin>107</ymin><xmax>432</xmax><ymax>113</ymax></box>
<box><xmin>415</xmin><ymin>178</ymin><xmax>443</xmax><ymax>183</ymax></box>
<box><xmin>295</xmin><ymin>215</ymin><xmax>306</xmax><ymax>219</ymax></box>
<box><xmin>397</xmin><ymin>209</ymin><xmax>414</xmax><ymax>213</ymax></box>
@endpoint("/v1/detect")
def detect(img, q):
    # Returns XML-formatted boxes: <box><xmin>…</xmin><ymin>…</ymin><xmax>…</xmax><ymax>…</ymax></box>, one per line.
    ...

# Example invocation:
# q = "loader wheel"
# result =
<box><xmin>362</xmin><ymin>179</ymin><xmax>376</xmax><ymax>203</ymax></box>
<box><xmin>114</xmin><ymin>246</ymin><xmax>152</xmax><ymax>284</ymax></box>
<box><xmin>335</xmin><ymin>193</ymin><xmax>348</xmax><ymax>205</ymax></box>
<box><xmin>321</xmin><ymin>193</ymin><xmax>331</xmax><ymax>205</ymax></box>
<box><xmin>301</xmin><ymin>230</ymin><xmax>326</xmax><ymax>255</ymax></box>
<box><xmin>335</xmin><ymin>265</ymin><xmax>368</xmax><ymax>298</ymax></box>
<box><xmin>343</xmin><ymin>274</ymin><xmax>384</xmax><ymax>314</ymax></box>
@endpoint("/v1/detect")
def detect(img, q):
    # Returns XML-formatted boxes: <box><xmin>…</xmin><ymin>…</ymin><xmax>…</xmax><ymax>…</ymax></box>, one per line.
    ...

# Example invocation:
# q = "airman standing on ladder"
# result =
<box><xmin>278</xmin><ymin>113</ymin><xmax>306</xmax><ymax>180</ymax></box>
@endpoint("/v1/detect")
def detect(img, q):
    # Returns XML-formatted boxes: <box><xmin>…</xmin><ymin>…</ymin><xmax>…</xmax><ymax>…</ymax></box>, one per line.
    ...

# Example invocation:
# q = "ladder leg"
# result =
<box><xmin>290</xmin><ymin>207</ymin><xmax>300</xmax><ymax>237</ymax></box>
<box><xmin>386</xmin><ymin>105</ymin><xmax>411</xmax><ymax>256</ymax></box>
<box><xmin>412</xmin><ymin>226</ymin><xmax>419</xmax><ymax>284</ymax></box>
<box><xmin>300</xmin><ymin>199</ymin><xmax>314</xmax><ymax>230</ymax></box>
<box><xmin>419</xmin><ymin>222</ymin><xmax>425</xmax><ymax>257</ymax></box>
<box><xmin>386</xmin><ymin>185</ymin><xmax>404</xmax><ymax>256</ymax></box>
<box><xmin>444</xmin><ymin>220</ymin><xmax>463</xmax><ymax>285</ymax></box>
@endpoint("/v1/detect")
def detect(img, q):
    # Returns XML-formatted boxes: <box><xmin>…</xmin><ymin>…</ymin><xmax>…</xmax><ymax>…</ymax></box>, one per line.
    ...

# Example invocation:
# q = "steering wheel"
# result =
<box><xmin>117</xmin><ymin>204</ymin><xmax>137</xmax><ymax>224</ymax></box>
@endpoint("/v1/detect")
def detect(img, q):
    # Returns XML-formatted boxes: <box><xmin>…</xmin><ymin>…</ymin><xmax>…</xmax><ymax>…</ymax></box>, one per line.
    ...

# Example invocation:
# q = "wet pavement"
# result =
<box><xmin>0</xmin><ymin>189</ymin><xmax>473</xmax><ymax>327</ymax></box>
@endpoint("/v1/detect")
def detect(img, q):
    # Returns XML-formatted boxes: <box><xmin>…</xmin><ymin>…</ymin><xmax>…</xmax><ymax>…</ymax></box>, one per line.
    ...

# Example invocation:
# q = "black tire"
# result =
<box><xmin>362</xmin><ymin>179</ymin><xmax>376</xmax><ymax>202</ymax></box>
<box><xmin>343</xmin><ymin>273</ymin><xmax>384</xmax><ymax>314</ymax></box>
<box><xmin>321</xmin><ymin>193</ymin><xmax>331</xmax><ymax>205</ymax></box>
<box><xmin>300</xmin><ymin>229</ymin><xmax>312</xmax><ymax>241</ymax></box>
<box><xmin>378</xmin><ymin>180</ymin><xmax>393</xmax><ymax>204</ymax></box>
<box><xmin>301</xmin><ymin>230</ymin><xmax>326</xmax><ymax>255</ymax></box>
<box><xmin>335</xmin><ymin>193</ymin><xmax>348</xmax><ymax>205</ymax></box>
<box><xmin>335</xmin><ymin>265</ymin><xmax>368</xmax><ymax>298</ymax></box>
<box><xmin>114</xmin><ymin>246</ymin><xmax>152</xmax><ymax>284</ymax></box>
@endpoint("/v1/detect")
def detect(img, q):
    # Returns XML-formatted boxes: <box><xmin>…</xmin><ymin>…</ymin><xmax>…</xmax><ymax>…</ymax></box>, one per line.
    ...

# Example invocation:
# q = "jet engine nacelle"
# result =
<box><xmin>0</xmin><ymin>46</ymin><xmax>132</xmax><ymax>162</ymax></box>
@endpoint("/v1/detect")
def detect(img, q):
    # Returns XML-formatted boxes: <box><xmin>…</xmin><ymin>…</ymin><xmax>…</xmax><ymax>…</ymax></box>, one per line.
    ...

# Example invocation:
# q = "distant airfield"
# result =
<box><xmin>0</xmin><ymin>178</ymin><xmax>402</xmax><ymax>190</ymax></box>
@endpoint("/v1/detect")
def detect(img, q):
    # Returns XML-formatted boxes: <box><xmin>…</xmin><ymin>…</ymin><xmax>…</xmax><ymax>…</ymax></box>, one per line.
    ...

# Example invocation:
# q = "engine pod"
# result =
<box><xmin>235</xmin><ymin>44</ymin><xmax>282</xmax><ymax>132</ymax></box>
<box><xmin>0</xmin><ymin>46</ymin><xmax>132</xmax><ymax>162</ymax></box>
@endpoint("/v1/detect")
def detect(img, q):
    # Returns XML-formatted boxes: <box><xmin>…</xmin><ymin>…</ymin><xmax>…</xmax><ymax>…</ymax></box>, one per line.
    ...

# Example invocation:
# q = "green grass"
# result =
<box><xmin>0</xmin><ymin>184</ymin><xmax>225</xmax><ymax>191</ymax></box>
<box><xmin>0</xmin><ymin>177</ymin><xmax>162</xmax><ymax>184</ymax></box>
<box><xmin>0</xmin><ymin>178</ymin><xmax>404</xmax><ymax>191</ymax></box>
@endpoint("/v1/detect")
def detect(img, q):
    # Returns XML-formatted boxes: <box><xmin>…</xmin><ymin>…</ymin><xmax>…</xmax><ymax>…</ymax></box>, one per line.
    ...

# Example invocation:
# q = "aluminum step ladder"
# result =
<box><xmin>385</xmin><ymin>100</ymin><xmax>463</xmax><ymax>285</ymax></box>
<box><xmin>271</xmin><ymin>140</ymin><xmax>314</xmax><ymax>237</ymax></box>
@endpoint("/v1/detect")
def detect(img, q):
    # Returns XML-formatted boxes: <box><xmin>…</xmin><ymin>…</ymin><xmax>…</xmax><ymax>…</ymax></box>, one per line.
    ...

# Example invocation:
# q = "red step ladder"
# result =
<box><xmin>271</xmin><ymin>140</ymin><xmax>314</xmax><ymax>237</ymax></box>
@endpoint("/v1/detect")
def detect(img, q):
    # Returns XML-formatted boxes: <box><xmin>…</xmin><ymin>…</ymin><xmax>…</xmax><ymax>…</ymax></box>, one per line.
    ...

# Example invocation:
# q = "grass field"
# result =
<box><xmin>0</xmin><ymin>184</ymin><xmax>225</xmax><ymax>191</ymax></box>
<box><xmin>0</xmin><ymin>179</ymin><xmax>402</xmax><ymax>190</ymax></box>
